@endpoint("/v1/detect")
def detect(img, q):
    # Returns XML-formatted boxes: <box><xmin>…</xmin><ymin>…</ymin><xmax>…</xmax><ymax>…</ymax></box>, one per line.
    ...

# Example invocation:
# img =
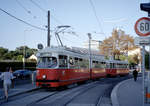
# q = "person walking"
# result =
<box><xmin>133</xmin><ymin>69</ymin><xmax>138</xmax><ymax>82</ymax></box>
<box><xmin>9</xmin><ymin>67</ymin><xmax>14</xmax><ymax>88</ymax></box>
<box><xmin>0</xmin><ymin>67</ymin><xmax>14</xmax><ymax>101</ymax></box>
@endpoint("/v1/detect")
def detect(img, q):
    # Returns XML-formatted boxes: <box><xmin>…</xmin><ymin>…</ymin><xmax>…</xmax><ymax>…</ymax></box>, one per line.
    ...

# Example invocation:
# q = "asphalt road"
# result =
<box><xmin>0</xmin><ymin>75</ymin><xmax>132</xmax><ymax>106</ymax></box>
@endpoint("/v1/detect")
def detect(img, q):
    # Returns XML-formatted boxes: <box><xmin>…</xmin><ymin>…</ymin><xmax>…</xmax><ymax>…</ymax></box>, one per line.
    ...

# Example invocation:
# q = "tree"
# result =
<box><xmin>99</xmin><ymin>29</ymin><xmax>136</xmax><ymax>59</ymax></box>
<box><xmin>15</xmin><ymin>46</ymin><xmax>37</xmax><ymax>59</ymax></box>
<box><xmin>0</xmin><ymin>46</ymin><xmax>37</xmax><ymax>61</ymax></box>
<box><xmin>0</xmin><ymin>47</ymin><xmax>9</xmax><ymax>60</ymax></box>
<box><xmin>128</xmin><ymin>54</ymin><xmax>140</xmax><ymax>65</ymax></box>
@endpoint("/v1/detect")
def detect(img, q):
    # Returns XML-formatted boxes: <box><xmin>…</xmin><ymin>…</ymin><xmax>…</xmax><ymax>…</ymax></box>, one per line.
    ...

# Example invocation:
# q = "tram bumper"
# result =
<box><xmin>36</xmin><ymin>79</ymin><xmax>59</xmax><ymax>88</ymax></box>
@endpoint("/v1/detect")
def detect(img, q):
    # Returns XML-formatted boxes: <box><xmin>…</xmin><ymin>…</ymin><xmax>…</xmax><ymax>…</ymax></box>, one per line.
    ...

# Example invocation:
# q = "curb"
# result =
<box><xmin>111</xmin><ymin>78</ymin><xmax>133</xmax><ymax>106</ymax></box>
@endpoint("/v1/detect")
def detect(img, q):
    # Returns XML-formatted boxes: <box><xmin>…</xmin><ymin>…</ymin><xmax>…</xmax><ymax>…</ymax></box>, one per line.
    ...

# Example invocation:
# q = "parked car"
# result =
<box><xmin>13</xmin><ymin>69</ymin><xmax>32</xmax><ymax>79</ymax></box>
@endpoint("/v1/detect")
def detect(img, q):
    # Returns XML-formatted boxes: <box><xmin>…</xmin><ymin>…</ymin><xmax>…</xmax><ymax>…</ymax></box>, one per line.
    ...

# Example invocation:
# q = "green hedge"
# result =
<box><xmin>0</xmin><ymin>61</ymin><xmax>37</xmax><ymax>72</ymax></box>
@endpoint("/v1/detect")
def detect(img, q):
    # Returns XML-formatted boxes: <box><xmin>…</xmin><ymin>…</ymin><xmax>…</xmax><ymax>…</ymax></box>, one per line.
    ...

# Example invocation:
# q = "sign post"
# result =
<box><xmin>139</xmin><ymin>3</ymin><xmax>150</xmax><ymax>106</ymax></box>
<box><xmin>134</xmin><ymin>17</ymin><xmax>150</xmax><ymax>106</ymax></box>
<box><xmin>135</xmin><ymin>17</ymin><xmax>150</xmax><ymax>106</ymax></box>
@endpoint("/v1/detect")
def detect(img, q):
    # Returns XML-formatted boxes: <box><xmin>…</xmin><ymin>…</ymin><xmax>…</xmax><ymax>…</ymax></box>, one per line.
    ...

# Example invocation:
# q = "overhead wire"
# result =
<box><xmin>29</xmin><ymin>0</ymin><xmax>84</xmax><ymax>46</ymax></box>
<box><xmin>15</xmin><ymin>0</ymin><xmax>31</xmax><ymax>14</ymax></box>
<box><xmin>30</xmin><ymin>0</ymin><xmax>47</xmax><ymax>13</ymax></box>
<box><xmin>15</xmin><ymin>0</ymin><xmax>37</xmax><ymax>19</ymax></box>
<box><xmin>89</xmin><ymin>0</ymin><xmax>105</xmax><ymax>34</ymax></box>
<box><xmin>29</xmin><ymin>0</ymin><xmax>63</xmax><ymax>25</ymax></box>
<box><xmin>0</xmin><ymin>7</ymin><xmax>46</xmax><ymax>31</ymax></box>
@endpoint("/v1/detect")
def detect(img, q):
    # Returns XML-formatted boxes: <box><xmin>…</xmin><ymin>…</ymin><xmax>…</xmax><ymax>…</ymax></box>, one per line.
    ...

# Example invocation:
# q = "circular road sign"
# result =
<box><xmin>135</xmin><ymin>17</ymin><xmax>150</xmax><ymax>36</ymax></box>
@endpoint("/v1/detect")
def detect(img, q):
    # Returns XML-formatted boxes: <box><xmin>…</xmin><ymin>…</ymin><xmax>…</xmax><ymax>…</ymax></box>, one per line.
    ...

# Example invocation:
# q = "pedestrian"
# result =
<box><xmin>0</xmin><ymin>67</ymin><xmax>14</xmax><ymax>101</ymax></box>
<box><xmin>9</xmin><ymin>67</ymin><xmax>14</xmax><ymax>88</ymax></box>
<box><xmin>133</xmin><ymin>69</ymin><xmax>138</xmax><ymax>81</ymax></box>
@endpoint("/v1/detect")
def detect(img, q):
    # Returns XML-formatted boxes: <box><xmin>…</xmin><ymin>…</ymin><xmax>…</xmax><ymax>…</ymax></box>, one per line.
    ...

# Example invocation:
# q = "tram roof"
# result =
<box><xmin>37</xmin><ymin>46</ymin><xmax>105</xmax><ymax>61</ymax></box>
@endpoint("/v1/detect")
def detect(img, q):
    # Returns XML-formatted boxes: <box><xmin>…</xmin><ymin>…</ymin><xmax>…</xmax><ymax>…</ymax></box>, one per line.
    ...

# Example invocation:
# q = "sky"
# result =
<box><xmin>0</xmin><ymin>0</ymin><xmax>149</xmax><ymax>50</ymax></box>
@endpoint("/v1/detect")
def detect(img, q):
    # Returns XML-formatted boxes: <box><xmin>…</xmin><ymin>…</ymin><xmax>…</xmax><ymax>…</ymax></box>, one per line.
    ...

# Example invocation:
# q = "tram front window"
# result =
<box><xmin>38</xmin><ymin>57</ymin><xmax>57</xmax><ymax>68</ymax></box>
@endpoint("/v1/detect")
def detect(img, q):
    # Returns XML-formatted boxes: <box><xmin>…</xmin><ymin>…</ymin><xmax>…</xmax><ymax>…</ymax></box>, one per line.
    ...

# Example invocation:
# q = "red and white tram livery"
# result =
<box><xmin>36</xmin><ymin>46</ymin><xmax>129</xmax><ymax>88</ymax></box>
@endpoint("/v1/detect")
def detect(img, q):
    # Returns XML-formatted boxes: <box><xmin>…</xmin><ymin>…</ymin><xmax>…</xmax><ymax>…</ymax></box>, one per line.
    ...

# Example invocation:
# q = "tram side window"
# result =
<box><xmin>59</xmin><ymin>55</ymin><xmax>68</xmax><ymax>68</ymax></box>
<box><xmin>69</xmin><ymin>57</ymin><xmax>75</xmax><ymax>69</ymax></box>
<box><xmin>69</xmin><ymin>57</ymin><xmax>88</xmax><ymax>69</ymax></box>
<box><xmin>78</xmin><ymin>58</ymin><xmax>83</xmax><ymax>68</ymax></box>
<box><xmin>116</xmin><ymin>64</ymin><xmax>120</xmax><ymax>68</ymax></box>
<box><xmin>74</xmin><ymin>57</ymin><xmax>79</xmax><ymax>69</ymax></box>
<box><xmin>92</xmin><ymin>61</ymin><xmax>97</xmax><ymax>68</ymax></box>
<box><xmin>110</xmin><ymin>63</ymin><xmax>113</xmax><ymax>69</ymax></box>
<box><xmin>93</xmin><ymin>61</ymin><xmax>100</xmax><ymax>68</ymax></box>
<box><xmin>123</xmin><ymin>64</ymin><xmax>126</xmax><ymax>68</ymax></box>
<box><xmin>78</xmin><ymin>59</ymin><xmax>89</xmax><ymax>69</ymax></box>
<box><xmin>117</xmin><ymin>64</ymin><xmax>124</xmax><ymax>69</ymax></box>
<box><xmin>113</xmin><ymin>63</ymin><xmax>116</xmax><ymax>68</ymax></box>
<box><xmin>92</xmin><ymin>61</ymin><xmax>106</xmax><ymax>68</ymax></box>
<box><xmin>106</xmin><ymin>63</ymin><xmax>110</xmax><ymax>69</ymax></box>
<box><xmin>69</xmin><ymin>57</ymin><xmax>79</xmax><ymax>69</ymax></box>
<box><xmin>102</xmin><ymin>62</ymin><xmax>106</xmax><ymax>68</ymax></box>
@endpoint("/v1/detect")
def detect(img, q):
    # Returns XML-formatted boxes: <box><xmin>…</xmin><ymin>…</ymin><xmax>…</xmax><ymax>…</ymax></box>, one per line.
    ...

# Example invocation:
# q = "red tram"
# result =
<box><xmin>36</xmin><ymin>46</ymin><xmax>129</xmax><ymax>88</ymax></box>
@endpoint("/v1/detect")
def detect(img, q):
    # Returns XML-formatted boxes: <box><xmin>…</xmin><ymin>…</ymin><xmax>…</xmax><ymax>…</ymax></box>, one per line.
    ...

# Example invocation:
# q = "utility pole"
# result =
<box><xmin>47</xmin><ymin>10</ymin><xmax>50</xmax><ymax>47</ymax></box>
<box><xmin>88</xmin><ymin>33</ymin><xmax>92</xmax><ymax>80</ymax></box>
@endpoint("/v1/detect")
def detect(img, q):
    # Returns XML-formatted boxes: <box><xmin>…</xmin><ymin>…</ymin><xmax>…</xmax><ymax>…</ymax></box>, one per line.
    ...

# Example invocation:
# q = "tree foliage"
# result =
<box><xmin>99</xmin><ymin>29</ymin><xmax>136</xmax><ymax>59</ymax></box>
<box><xmin>0</xmin><ymin>46</ymin><xmax>37</xmax><ymax>61</ymax></box>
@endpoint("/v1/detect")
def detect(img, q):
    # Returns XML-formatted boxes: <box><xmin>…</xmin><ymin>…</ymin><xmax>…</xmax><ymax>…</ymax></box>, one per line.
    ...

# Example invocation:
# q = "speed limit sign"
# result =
<box><xmin>135</xmin><ymin>17</ymin><xmax>150</xmax><ymax>36</ymax></box>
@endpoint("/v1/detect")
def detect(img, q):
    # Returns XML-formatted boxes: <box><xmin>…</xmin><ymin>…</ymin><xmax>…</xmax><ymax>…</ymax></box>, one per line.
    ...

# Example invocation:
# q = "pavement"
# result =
<box><xmin>0</xmin><ymin>82</ymin><xmax>38</xmax><ymax>100</ymax></box>
<box><xmin>1</xmin><ymin>77</ymin><xmax>150</xmax><ymax>106</ymax></box>
<box><xmin>111</xmin><ymin>77</ymin><xmax>150</xmax><ymax>106</ymax></box>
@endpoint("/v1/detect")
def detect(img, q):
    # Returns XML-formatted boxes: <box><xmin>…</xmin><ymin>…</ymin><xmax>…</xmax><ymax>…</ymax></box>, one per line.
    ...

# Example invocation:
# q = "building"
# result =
<box><xmin>83</xmin><ymin>40</ymin><xmax>102</xmax><ymax>50</ymax></box>
<box><xmin>28</xmin><ymin>54</ymin><xmax>37</xmax><ymax>61</ymax></box>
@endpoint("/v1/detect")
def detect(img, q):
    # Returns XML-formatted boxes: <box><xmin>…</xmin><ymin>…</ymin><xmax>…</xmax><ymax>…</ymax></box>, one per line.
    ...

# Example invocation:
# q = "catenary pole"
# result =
<box><xmin>47</xmin><ymin>11</ymin><xmax>50</xmax><ymax>47</ymax></box>
<box><xmin>88</xmin><ymin>33</ymin><xmax>92</xmax><ymax>80</ymax></box>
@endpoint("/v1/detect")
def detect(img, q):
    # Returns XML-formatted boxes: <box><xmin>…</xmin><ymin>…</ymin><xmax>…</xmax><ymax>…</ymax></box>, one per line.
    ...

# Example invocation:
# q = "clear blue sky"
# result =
<box><xmin>0</xmin><ymin>0</ymin><xmax>148</xmax><ymax>50</ymax></box>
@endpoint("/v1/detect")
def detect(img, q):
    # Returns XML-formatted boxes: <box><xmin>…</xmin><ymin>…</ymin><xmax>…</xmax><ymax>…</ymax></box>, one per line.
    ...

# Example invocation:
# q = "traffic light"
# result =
<box><xmin>140</xmin><ymin>3</ymin><xmax>150</xmax><ymax>12</ymax></box>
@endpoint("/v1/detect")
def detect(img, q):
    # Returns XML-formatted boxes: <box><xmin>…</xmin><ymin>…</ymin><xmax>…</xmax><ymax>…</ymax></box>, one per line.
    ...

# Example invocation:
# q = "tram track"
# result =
<box><xmin>0</xmin><ymin>75</ymin><xmax>132</xmax><ymax>106</ymax></box>
<box><xmin>0</xmin><ymin>87</ymin><xmax>40</xmax><ymax>105</ymax></box>
<box><xmin>96</xmin><ymin>83</ymin><xmax>115</xmax><ymax>106</ymax></box>
<box><xmin>27</xmin><ymin>91</ymin><xmax>59</xmax><ymax>106</ymax></box>
<box><xmin>31</xmin><ymin>81</ymin><xmax>101</xmax><ymax>106</ymax></box>
<box><xmin>96</xmin><ymin>75</ymin><xmax>133</xmax><ymax>106</ymax></box>
<box><xmin>32</xmin><ymin>76</ymin><xmax>130</xmax><ymax>106</ymax></box>
<box><xmin>0</xmin><ymin>88</ymin><xmax>58</xmax><ymax>106</ymax></box>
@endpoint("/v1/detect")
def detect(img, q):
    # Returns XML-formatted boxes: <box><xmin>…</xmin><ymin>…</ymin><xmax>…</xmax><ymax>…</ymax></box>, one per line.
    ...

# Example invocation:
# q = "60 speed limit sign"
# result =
<box><xmin>135</xmin><ymin>17</ymin><xmax>150</xmax><ymax>36</ymax></box>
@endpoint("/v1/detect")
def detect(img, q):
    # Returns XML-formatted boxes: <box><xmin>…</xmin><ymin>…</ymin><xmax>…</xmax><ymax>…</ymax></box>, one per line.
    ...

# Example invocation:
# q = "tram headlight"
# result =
<box><xmin>42</xmin><ymin>75</ymin><xmax>46</xmax><ymax>79</ymax></box>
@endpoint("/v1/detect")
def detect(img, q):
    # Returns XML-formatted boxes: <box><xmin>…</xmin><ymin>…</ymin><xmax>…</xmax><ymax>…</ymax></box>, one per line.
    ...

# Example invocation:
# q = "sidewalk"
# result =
<box><xmin>0</xmin><ymin>82</ymin><xmax>38</xmax><ymax>100</ymax></box>
<box><xmin>111</xmin><ymin>77</ymin><xmax>150</xmax><ymax>106</ymax></box>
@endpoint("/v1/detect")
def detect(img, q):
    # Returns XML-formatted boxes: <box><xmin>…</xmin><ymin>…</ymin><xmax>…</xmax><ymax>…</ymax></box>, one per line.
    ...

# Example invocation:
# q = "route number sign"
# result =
<box><xmin>135</xmin><ymin>17</ymin><xmax>150</xmax><ymax>36</ymax></box>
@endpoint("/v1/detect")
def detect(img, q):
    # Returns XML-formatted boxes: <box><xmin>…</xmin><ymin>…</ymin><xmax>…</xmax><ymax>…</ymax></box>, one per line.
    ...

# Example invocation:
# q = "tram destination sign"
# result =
<box><xmin>135</xmin><ymin>17</ymin><xmax>150</xmax><ymax>37</ymax></box>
